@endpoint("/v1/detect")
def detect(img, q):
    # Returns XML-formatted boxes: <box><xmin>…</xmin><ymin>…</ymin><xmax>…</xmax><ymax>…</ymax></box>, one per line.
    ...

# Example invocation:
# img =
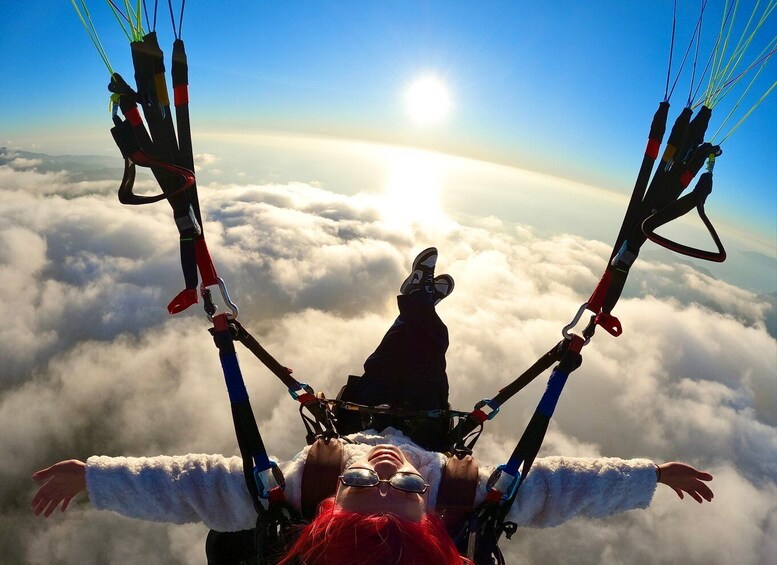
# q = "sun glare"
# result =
<box><xmin>404</xmin><ymin>76</ymin><xmax>451</xmax><ymax>124</ymax></box>
<box><xmin>381</xmin><ymin>148</ymin><xmax>451</xmax><ymax>228</ymax></box>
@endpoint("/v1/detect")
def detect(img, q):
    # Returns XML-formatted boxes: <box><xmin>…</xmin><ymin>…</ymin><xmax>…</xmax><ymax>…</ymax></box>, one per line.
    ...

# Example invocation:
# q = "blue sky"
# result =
<box><xmin>1</xmin><ymin>1</ymin><xmax>775</xmax><ymax>244</ymax></box>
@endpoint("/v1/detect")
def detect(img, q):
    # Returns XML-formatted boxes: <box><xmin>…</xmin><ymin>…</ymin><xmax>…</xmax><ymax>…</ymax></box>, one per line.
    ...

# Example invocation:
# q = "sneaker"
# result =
<box><xmin>400</xmin><ymin>247</ymin><xmax>437</xmax><ymax>296</ymax></box>
<box><xmin>433</xmin><ymin>274</ymin><xmax>455</xmax><ymax>305</ymax></box>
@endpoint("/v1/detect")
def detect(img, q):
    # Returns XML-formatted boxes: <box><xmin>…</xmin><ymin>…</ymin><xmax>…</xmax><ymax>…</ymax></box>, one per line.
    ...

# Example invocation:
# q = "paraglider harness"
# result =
<box><xmin>76</xmin><ymin>2</ymin><xmax>764</xmax><ymax>563</ymax></box>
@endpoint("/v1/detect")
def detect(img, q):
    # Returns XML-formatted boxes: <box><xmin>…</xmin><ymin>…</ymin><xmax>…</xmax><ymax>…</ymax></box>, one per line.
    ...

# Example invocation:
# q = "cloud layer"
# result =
<box><xmin>1</xmin><ymin>148</ymin><xmax>775</xmax><ymax>564</ymax></box>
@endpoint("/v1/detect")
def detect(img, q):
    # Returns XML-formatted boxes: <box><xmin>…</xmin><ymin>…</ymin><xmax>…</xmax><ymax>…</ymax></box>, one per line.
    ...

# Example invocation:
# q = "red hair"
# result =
<box><xmin>276</xmin><ymin>497</ymin><xmax>472</xmax><ymax>565</ymax></box>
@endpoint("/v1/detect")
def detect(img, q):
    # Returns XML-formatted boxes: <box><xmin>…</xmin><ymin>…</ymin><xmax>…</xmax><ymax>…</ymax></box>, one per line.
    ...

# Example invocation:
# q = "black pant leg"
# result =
<box><xmin>358</xmin><ymin>293</ymin><xmax>449</xmax><ymax>409</ymax></box>
<box><xmin>341</xmin><ymin>294</ymin><xmax>451</xmax><ymax>449</ymax></box>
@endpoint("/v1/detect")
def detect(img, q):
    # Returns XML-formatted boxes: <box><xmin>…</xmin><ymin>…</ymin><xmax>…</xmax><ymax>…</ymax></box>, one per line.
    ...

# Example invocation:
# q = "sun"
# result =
<box><xmin>381</xmin><ymin>147</ymin><xmax>448</xmax><ymax>226</ymax></box>
<box><xmin>404</xmin><ymin>76</ymin><xmax>451</xmax><ymax>124</ymax></box>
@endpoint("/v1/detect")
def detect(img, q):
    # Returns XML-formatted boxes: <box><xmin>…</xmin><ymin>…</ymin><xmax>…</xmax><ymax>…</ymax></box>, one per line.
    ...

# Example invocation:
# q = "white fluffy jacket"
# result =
<box><xmin>86</xmin><ymin>428</ymin><xmax>657</xmax><ymax>532</ymax></box>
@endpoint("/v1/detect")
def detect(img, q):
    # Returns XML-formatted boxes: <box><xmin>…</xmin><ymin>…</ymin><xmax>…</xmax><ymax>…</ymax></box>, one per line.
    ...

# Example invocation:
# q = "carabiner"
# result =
<box><xmin>487</xmin><ymin>464</ymin><xmax>521</xmax><ymax>502</ymax></box>
<box><xmin>254</xmin><ymin>462</ymin><xmax>285</xmax><ymax>499</ymax></box>
<box><xmin>204</xmin><ymin>277</ymin><xmax>239</xmax><ymax>321</ymax></box>
<box><xmin>562</xmin><ymin>302</ymin><xmax>594</xmax><ymax>346</ymax></box>
<box><xmin>288</xmin><ymin>382</ymin><xmax>315</xmax><ymax>401</ymax></box>
<box><xmin>473</xmin><ymin>398</ymin><xmax>501</xmax><ymax>420</ymax></box>
<box><xmin>562</xmin><ymin>302</ymin><xmax>587</xmax><ymax>340</ymax></box>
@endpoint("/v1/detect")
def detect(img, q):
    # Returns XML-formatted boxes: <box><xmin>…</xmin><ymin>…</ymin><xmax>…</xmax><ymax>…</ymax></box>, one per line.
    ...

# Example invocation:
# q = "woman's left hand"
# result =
<box><xmin>656</xmin><ymin>462</ymin><xmax>714</xmax><ymax>503</ymax></box>
<box><xmin>31</xmin><ymin>459</ymin><xmax>87</xmax><ymax>517</ymax></box>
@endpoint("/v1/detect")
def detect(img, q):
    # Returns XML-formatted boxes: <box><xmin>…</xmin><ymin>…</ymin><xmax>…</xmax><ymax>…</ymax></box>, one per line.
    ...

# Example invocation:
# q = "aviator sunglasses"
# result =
<box><xmin>339</xmin><ymin>468</ymin><xmax>429</xmax><ymax>494</ymax></box>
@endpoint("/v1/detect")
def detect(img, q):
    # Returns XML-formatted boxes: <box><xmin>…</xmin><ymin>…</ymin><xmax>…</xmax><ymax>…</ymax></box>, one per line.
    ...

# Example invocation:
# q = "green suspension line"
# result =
<box><xmin>71</xmin><ymin>0</ymin><xmax>114</xmax><ymax>75</ymax></box>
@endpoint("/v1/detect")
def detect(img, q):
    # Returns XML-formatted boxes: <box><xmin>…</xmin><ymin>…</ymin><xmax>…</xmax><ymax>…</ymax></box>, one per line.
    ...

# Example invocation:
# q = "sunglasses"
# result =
<box><xmin>339</xmin><ymin>468</ymin><xmax>429</xmax><ymax>494</ymax></box>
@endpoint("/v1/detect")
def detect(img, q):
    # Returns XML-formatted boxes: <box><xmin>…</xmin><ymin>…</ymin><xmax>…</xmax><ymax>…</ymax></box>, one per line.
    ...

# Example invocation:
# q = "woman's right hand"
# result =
<box><xmin>656</xmin><ymin>461</ymin><xmax>714</xmax><ymax>503</ymax></box>
<box><xmin>31</xmin><ymin>459</ymin><xmax>87</xmax><ymax>517</ymax></box>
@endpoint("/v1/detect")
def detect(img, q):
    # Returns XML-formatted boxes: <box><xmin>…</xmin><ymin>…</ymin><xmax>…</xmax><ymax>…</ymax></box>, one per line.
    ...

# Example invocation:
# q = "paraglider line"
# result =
<box><xmin>687</xmin><ymin>0</ymin><xmax>708</xmax><ymax>106</ymax></box>
<box><xmin>167</xmin><ymin>0</ymin><xmax>187</xmax><ymax>39</ymax></box>
<box><xmin>179</xmin><ymin>0</ymin><xmax>186</xmax><ymax>38</ymax></box>
<box><xmin>107</xmin><ymin>1</ymin><xmax>134</xmax><ymax>42</ymax></box>
<box><xmin>704</xmin><ymin>0</ymin><xmax>776</xmax><ymax>108</ymax></box>
<box><xmin>700</xmin><ymin>42</ymin><xmax>776</xmax><ymax>109</ymax></box>
<box><xmin>664</xmin><ymin>0</ymin><xmax>678</xmax><ymax>101</ymax></box>
<box><xmin>142</xmin><ymin>0</ymin><xmax>151</xmax><ymax>31</ymax></box>
<box><xmin>70</xmin><ymin>0</ymin><xmax>114</xmax><ymax>74</ymax></box>
<box><xmin>714</xmin><ymin>78</ymin><xmax>776</xmax><ymax>143</ymax></box>
<box><xmin>667</xmin><ymin>0</ymin><xmax>709</xmax><ymax>101</ymax></box>
<box><xmin>704</xmin><ymin>0</ymin><xmax>739</xmax><ymax>105</ymax></box>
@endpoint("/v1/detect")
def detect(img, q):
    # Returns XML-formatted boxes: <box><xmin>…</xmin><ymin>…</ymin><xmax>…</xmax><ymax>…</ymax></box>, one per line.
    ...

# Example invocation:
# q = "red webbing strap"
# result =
<box><xmin>129</xmin><ymin>150</ymin><xmax>196</xmax><ymax>194</ymax></box>
<box><xmin>470</xmin><ymin>410</ymin><xmax>489</xmax><ymax>424</ymax></box>
<box><xmin>586</xmin><ymin>269</ymin><xmax>613</xmax><ymax>313</ymax></box>
<box><xmin>645</xmin><ymin>138</ymin><xmax>661</xmax><ymax>159</ymax></box>
<box><xmin>168</xmin><ymin>288</ymin><xmax>199</xmax><ymax>314</ymax></box>
<box><xmin>300</xmin><ymin>438</ymin><xmax>343</xmax><ymax>520</ymax></box>
<box><xmin>126</xmin><ymin>107</ymin><xmax>143</xmax><ymax>127</ymax></box>
<box><xmin>195</xmin><ymin>239</ymin><xmax>219</xmax><ymax>287</ymax></box>
<box><xmin>437</xmin><ymin>453</ymin><xmax>479</xmax><ymax>538</ymax></box>
<box><xmin>213</xmin><ymin>311</ymin><xmax>230</xmax><ymax>333</ymax></box>
<box><xmin>268</xmin><ymin>487</ymin><xmax>286</xmax><ymax>505</ymax></box>
<box><xmin>680</xmin><ymin>170</ymin><xmax>694</xmax><ymax>188</ymax></box>
<box><xmin>485</xmin><ymin>489</ymin><xmax>503</xmax><ymax>504</ymax></box>
<box><xmin>174</xmin><ymin>84</ymin><xmax>189</xmax><ymax>106</ymax></box>
<box><xmin>584</xmin><ymin>269</ymin><xmax>622</xmax><ymax>336</ymax></box>
<box><xmin>595</xmin><ymin>312</ymin><xmax>622</xmax><ymax>336</ymax></box>
<box><xmin>296</xmin><ymin>393</ymin><xmax>317</xmax><ymax>405</ymax></box>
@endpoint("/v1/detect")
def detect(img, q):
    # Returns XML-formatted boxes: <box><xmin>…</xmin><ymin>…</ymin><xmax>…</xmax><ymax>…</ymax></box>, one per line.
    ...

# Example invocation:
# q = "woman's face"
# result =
<box><xmin>334</xmin><ymin>444</ymin><xmax>427</xmax><ymax>522</ymax></box>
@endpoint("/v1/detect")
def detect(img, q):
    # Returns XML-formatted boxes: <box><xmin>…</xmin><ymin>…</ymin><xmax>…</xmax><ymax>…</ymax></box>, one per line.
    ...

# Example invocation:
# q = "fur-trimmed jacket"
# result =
<box><xmin>85</xmin><ymin>428</ymin><xmax>658</xmax><ymax>532</ymax></box>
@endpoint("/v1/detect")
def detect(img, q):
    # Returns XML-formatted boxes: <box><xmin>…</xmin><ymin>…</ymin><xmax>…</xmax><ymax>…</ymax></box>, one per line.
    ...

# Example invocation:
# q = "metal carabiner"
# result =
<box><xmin>562</xmin><ymin>302</ymin><xmax>587</xmax><ymax>340</ymax></box>
<box><xmin>562</xmin><ymin>302</ymin><xmax>593</xmax><ymax>346</ymax></box>
<box><xmin>204</xmin><ymin>277</ymin><xmax>239</xmax><ymax>322</ymax></box>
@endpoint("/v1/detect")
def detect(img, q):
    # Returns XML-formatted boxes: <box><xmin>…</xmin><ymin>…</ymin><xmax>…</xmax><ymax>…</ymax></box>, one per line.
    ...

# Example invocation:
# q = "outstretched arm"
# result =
<box><xmin>30</xmin><ymin>454</ymin><xmax>259</xmax><ymax>531</ymax></box>
<box><xmin>32</xmin><ymin>460</ymin><xmax>87</xmax><ymax>517</ymax></box>
<box><xmin>493</xmin><ymin>456</ymin><xmax>714</xmax><ymax>529</ymax></box>
<box><xmin>496</xmin><ymin>456</ymin><xmax>659</xmax><ymax>528</ymax></box>
<box><xmin>657</xmin><ymin>462</ymin><xmax>714</xmax><ymax>503</ymax></box>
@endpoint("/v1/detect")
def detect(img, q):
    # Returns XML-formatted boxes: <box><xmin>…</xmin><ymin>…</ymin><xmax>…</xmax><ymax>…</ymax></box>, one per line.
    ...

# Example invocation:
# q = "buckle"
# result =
<box><xmin>254</xmin><ymin>461</ymin><xmax>285</xmax><ymax>499</ymax></box>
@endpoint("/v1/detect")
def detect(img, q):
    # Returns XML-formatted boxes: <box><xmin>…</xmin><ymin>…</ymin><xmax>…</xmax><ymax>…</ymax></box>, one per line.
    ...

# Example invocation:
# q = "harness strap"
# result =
<box><xmin>300</xmin><ymin>438</ymin><xmax>343</xmax><ymax>520</ymax></box>
<box><xmin>231</xmin><ymin>320</ymin><xmax>333</xmax><ymax>436</ymax></box>
<box><xmin>109</xmin><ymin>36</ymin><xmax>213</xmax><ymax>315</ymax></box>
<box><xmin>637</xmin><ymin>106</ymin><xmax>694</xmax><ymax>233</ymax></box>
<box><xmin>211</xmin><ymin>314</ymin><xmax>286</xmax><ymax>511</ymax></box>
<box><xmin>504</xmin><ymin>337</ymin><xmax>583</xmax><ymax>486</ymax></box>
<box><xmin>450</xmin><ymin>341</ymin><xmax>564</xmax><ymax>449</ymax></box>
<box><xmin>584</xmin><ymin>107</ymin><xmax>722</xmax><ymax>337</ymax></box>
<box><xmin>459</xmin><ymin>336</ymin><xmax>584</xmax><ymax>564</ymax></box>
<box><xmin>130</xmin><ymin>33</ymin><xmax>180</xmax><ymax>163</ymax></box>
<box><xmin>609</xmin><ymin>101</ymin><xmax>670</xmax><ymax>262</ymax></box>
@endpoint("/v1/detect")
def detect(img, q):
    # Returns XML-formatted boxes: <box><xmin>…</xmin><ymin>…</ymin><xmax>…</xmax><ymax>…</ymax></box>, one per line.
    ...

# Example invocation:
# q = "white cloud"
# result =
<box><xmin>8</xmin><ymin>157</ymin><xmax>42</xmax><ymax>169</ymax></box>
<box><xmin>0</xmin><ymin>158</ymin><xmax>775</xmax><ymax>564</ymax></box>
<box><xmin>195</xmin><ymin>153</ymin><xmax>220</xmax><ymax>168</ymax></box>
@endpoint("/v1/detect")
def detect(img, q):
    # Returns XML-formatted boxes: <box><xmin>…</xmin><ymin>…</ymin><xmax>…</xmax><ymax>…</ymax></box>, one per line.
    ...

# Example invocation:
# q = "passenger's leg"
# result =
<box><xmin>337</xmin><ymin>248</ymin><xmax>454</xmax><ymax>449</ymax></box>
<box><xmin>359</xmin><ymin>292</ymin><xmax>449</xmax><ymax>410</ymax></box>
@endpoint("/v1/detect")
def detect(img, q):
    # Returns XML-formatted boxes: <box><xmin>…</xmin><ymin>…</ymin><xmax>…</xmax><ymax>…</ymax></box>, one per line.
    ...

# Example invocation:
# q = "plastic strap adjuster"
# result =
<box><xmin>254</xmin><ymin>461</ymin><xmax>285</xmax><ymax>499</ymax></box>
<box><xmin>487</xmin><ymin>464</ymin><xmax>521</xmax><ymax>503</ymax></box>
<box><xmin>473</xmin><ymin>398</ymin><xmax>500</xmax><ymax>422</ymax></box>
<box><xmin>288</xmin><ymin>383</ymin><xmax>314</xmax><ymax>401</ymax></box>
<box><xmin>611</xmin><ymin>241</ymin><xmax>637</xmax><ymax>270</ymax></box>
